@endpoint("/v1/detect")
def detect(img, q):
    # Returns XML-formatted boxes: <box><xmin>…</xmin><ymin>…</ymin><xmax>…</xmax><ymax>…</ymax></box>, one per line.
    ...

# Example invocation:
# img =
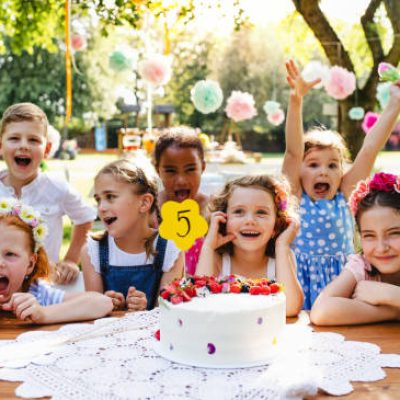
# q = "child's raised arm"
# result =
<box><xmin>310</xmin><ymin>270</ymin><xmax>399</xmax><ymax>325</ymax></box>
<box><xmin>282</xmin><ymin>60</ymin><xmax>321</xmax><ymax>198</ymax></box>
<box><xmin>342</xmin><ymin>83</ymin><xmax>400</xmax><ymax>198</ymax></box>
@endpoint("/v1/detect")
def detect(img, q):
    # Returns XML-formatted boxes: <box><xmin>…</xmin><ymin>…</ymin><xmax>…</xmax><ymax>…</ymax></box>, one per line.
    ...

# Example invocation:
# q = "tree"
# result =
<box><xmin>292</xmin><ymin>0</ymin><xmax>400</xmax><ymax>158</ymax></box>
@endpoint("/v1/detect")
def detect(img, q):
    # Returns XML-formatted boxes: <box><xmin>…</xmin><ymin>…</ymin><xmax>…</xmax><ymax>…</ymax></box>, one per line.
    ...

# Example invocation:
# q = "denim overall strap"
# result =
<box><xmin>99</xmin><ymin>234</ymin><xmax>110</xmax><ymax>291</ymax></box>
<box><xmin>148</xmin><ymin>236</ymin><xmax>167</xmax><ymax>310</ymax></box>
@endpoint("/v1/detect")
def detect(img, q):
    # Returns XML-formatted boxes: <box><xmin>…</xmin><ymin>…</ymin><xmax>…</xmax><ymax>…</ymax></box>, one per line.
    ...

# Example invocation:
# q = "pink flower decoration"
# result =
<box><xmin>138</xmin><ymin>54</ymin><xmax>172</xmax><ymax>86</ymax></box>
<box><xmin>349</xmin><ymin>180</ymin><xmax>370</xmax><ymax>216</ymax></box>
<box><xmin>361</xmin><ymin>111</ymin><xmax>379</xmax><ymax>134</ymax></box>
<box><xmin>369</xmin><ymin>172</ymin><xmax>397</xmax><ymax>192</ymax></box>
<box><xmin>378</xmin><ymin>62</ymin><xmax>394</xmax><ymax>76</ymax></box>
<box><xmin>225</xmin><ymin>91</ymin><xmax>257</xmax><ymax>122</ymax></box>
<box><xmin>267</xmin><ymin>109</ymin><xmax>285</xmax><ymax>126</ymax></box>
<box><xmin>324</xmin><ymin>66</ymin><xmax>356</xmax><ymax>100</ymax></box>
<box><xmin>71</xmin><ymin>34</ymin><xmax>87</xmax><ymax>51</ymax></box>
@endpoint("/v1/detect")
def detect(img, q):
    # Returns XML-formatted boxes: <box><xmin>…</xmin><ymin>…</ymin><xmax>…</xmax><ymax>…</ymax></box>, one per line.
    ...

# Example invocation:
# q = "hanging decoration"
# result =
<box><xmin>191</xmin><ymin>80</ymin><xmax>223</xmax><ymax>114</ymax></box>
<box><xmin>348</xmin><ymin>107</ymin><xmax>365</xmax><ymax>121</ymax></box>
<box><xmin>267</xmin><ymin>109</ymin><xmax>285</xmax><ymax>126</ymax></box>
<box><xmin>324</xmin><ymin>66</ymin><xmax>356</xmax><ymax>100</ymax></box>
<box><xmin>109</xmin><ymin>50</ymin><xmax>134</xmax><ymax>72</ymax></box>
<box><xmin>263</xmin><ymin>100</ymin><xmax>281</xmax><ymax>114</ymax></box>
<box><xmin>71</xmin><ymin>33</ymin><xmax>87</xmax><ymax>52</ymax></box>
<box><xmin>64</xmin><ymin>0</ymin><xmax>72</xmax><ymax>125</ymax></box>
<box><xmin>362</xmin><ymin>111</ymin><xmax>380</xmax><ymax>134</ymax></box>
<box><xmin>225</xmin><ymin>91</ymin><xmax>257</xmax><ymax>122</ymax></box>
<box><xmin>378</xmin><ymin>62</ymin><xmax>400</xmax><ymax>82</ymax></box>
<box><xmin>376</xmin><ymin>82</ymin><xmax>391</xmax><ymax>109</ymax></box>
<box><xmin>138</xmin><ymin>54</ymin><xmax>172</xmax><ymax>87</ymax></box>
<box><xmin>302</xmin><ymin>61</ymin><xmax>329</xmax><ymax>89</ymax></box>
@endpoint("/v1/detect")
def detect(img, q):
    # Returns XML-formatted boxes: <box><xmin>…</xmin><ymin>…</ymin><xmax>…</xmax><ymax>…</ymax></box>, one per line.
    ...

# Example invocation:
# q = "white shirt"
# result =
<box><xmin>0</xmin><ymin>170</ymin><xmax>96</xmax><ymax>262</ymax></box>
<box><xmin>87</xmin><ymin>234</ymin><xmax>181</xmax><ymax>274</ymax></box>
<box><xmin>220</xmin><ymin>253</ymin><xmax>276</xmax><ymax>280</ymax></box>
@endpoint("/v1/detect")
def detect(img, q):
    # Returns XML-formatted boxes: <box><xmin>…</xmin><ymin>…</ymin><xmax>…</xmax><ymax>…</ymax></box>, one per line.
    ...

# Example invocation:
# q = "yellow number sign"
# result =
<box><xmin>159</xmin><ymin>200</ymin><xmax>208</xmax><ymax>251</ymax></box>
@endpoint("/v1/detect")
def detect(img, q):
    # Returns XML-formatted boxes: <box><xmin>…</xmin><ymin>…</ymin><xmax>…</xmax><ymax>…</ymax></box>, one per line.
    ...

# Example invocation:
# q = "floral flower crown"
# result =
<box><xmin>349</xmin><ymin>172</ymin><xmax>400</xmax><ymax>216</ymax></box>
<box><xmin>274</xmin><ymin>184</ymin><xmax>289</xmax><ymax>215</ymax></box>
<box><xmin>0</xmin><ymin>198</ymin><xmax>48</xmax><ymax>252</ymax></box>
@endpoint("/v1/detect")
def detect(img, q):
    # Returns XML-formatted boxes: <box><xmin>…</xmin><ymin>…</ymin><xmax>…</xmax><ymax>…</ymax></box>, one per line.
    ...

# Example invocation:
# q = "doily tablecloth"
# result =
<box><xmin>0</xmin><ymin>309</ymin><xmax>399</xmax><ymax>400</ymax></box>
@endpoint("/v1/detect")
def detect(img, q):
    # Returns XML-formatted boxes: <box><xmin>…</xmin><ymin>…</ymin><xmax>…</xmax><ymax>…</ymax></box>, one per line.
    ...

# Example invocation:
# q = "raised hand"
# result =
<box><xmin>275</xmin><ymin>217</ymin><xmax>300</xmax><ymax>248</ymax></box>
<box><xmin>285</xmin><ymin>59</ymin><xmax>321</xmax><ymax>99</ymax></box>
<box><xmin>126</xmin><ymin>287</ymin><xmax>147</xmax><ymax>312</ymax></box>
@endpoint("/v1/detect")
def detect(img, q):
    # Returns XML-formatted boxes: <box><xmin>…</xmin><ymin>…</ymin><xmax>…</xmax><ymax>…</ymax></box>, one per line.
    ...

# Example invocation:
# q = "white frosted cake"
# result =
<box><xmin>157</xmin><ymin>276</ymin><xmax>286</xmax><ymax>368</ymax></box>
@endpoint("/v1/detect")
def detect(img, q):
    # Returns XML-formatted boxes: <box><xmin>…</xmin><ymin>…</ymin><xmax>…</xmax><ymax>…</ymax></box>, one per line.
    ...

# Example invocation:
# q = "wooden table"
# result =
<box><xmin>0</xmin><ymin>311</ymin><xmax>399</xmax><ymax>400</ymax></box>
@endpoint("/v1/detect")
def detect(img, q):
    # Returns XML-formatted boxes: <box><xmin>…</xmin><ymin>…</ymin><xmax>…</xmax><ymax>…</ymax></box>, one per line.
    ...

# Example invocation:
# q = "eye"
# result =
<box><xmin>390</xmin><ymin>231</ymin><xmax>400</xmax><ymax>236</ymax></box>
<box><xmin>329</xmin><ymin>163</ymin><xmax>338</xmax><ymax>169</ymax></box>
<box><xmin>361</xmin><ymin>233</ymin><xmax>375</xmax><ymax>239</ymax></box>
<box><xmin>106</xmin><ymin>193</ymin><xmax>116</xmax><ymax>201</ymax></box>
<box><xmin>29</xmin><ymin>137</ymin><xmax>41</xmax><ymax>143</ymax></box>
<box><xmin>256</xmin><ymin>209</ymin><xmax>268</xmax><ymax>215</ymax></box>
<box><xmin>5</xmin><ymin>251</ymin><xmax>16</xmax><ymax>257</ymax></box>
<box><xmin>164</xmin><ymin>168</ymin><xmax>176</xmax><ymax>174</ymax></box>
<box><xmin>309</xmin><ymin>162</ymin><xmax>318</xmax><ymax>168</ymax></box>
<box><xmin>186</xmin><ymin>167</ymin><xmax>197</xmax><ymax>173</ymax></box>
<box><xmin>232</xmin><ymin>208</ymin><xmax>244</xmax><ymax>215</ymax></box>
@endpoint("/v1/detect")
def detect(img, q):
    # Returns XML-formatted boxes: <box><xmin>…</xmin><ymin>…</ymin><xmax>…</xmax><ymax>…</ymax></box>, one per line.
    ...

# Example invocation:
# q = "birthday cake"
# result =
<box><xmin>157</xmin><ymin>276</ymin><xmax>286</xmax><ymax>368</ymax></box>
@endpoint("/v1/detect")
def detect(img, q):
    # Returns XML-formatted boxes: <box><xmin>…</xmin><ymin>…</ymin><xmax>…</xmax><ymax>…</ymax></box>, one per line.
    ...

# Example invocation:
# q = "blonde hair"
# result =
<box><xmin>93</xmin><ymin>159</ymin><xmax>159</xmax><ymax>257</ymax></box>
<box><xmin>0</xmin><ymin>215</ymin><xmax>49</xmax><ymax>292</ymax></box>
<box><xmin>209</xmin><ymin>174</ymin><xmax>298</xmax><ymax>257</ymax></box>
<box><xmin>0</xmin><ymin>103</ymin><xmax>48</xmax><ymax>137</ymax></box>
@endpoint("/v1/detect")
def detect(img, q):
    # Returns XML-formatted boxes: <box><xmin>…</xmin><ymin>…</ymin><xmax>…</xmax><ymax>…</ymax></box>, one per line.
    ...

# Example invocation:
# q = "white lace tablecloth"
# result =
<box><xmin>0</xmin><ymin>309</ymin><xmax>399</xmax><ymax>400</ymax></box>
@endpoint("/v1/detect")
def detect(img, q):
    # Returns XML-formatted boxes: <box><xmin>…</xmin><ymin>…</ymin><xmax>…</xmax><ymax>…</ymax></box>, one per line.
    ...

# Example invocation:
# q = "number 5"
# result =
<box><xmin>177</xmin><ymin>209</ymin><xmax>191</xmax><ymax>238</ymax></box>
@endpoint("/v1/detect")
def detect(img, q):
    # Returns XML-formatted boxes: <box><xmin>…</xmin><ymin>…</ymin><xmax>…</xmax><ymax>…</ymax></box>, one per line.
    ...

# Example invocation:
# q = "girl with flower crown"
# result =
<box><xmin>310</xmin><ymin>172</ymin><xmax>400</xmax><ymax>325</ymax></box>
<box><xmin>0</xmin><ymin>198</ymin><xmax>112</xmax><ymax>324</ymax></box>
<box><xmin>196</xmin><ymin>175</ymin><xmax>304</xmax><ymax>316</ymax></box>
<box><xmin>283</xmin><ymin>60</ymin><xmax>400</xmax><ymax>309</ymax></box>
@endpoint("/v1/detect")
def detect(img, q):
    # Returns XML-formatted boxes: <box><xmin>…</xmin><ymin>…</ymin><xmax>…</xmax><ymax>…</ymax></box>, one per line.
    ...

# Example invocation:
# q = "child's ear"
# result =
<box><xmin>140</xmin><ymin>193</ymin><xmax>154</xmax><ymax>213</ymax></box>
<box><xmin>44</xmin><ymin>141</ymin><xmax>52</xmax><ymax>159</ymax></box>
<box><xmin>27</xmin><ymin>253</ymin><xmax>38</xmax><ymax>275</ymax></box>
<box><xmin>201</xmin><ymin>160</ymin><xmax>206</xmax><ymax>173</ymax></box>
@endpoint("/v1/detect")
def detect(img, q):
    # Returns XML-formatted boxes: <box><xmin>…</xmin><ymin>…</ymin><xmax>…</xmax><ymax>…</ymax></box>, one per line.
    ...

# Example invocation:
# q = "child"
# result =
<box><xmin>0</xmin><ymin>198</ymin><xmax>112</xmax><ymax>324</ymax></box>
<box><xmin>81</xmin><ymin>159</ymin><xmax>184</xmax><ymax>311</ymax></box>
<box><xmin>196</xmin><ymin>175</ymin><xmax>304</xmax><ymax>317</ymax></box>
<box><xmin>310</xmin><ymin>172</ymin><xmax>400</xmax><ymax>325</ymax></box>
<box><xmin>153</xmin><ymin>127</ymin><xmax>209</xmax><ymax>275</ymax></box>
<box><xmin>283</xmin><ymin>60</ymin><xmax>400</xmax><ymax>309</ymax></box>
<box><xmin>0</xmin><ymin>103</ymin><xmax>96</xmax><ymax>285</ymax></box>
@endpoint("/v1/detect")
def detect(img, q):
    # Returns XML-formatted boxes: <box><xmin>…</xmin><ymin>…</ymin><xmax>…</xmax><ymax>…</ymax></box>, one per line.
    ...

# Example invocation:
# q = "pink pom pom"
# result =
<box><xmin>71</xmin><ymin>34</ymin><xmax>86</xmax><ymax>51</ymax></box>
<box><xmin>361</xmin><ymin>111</ymin><xmax>379</xmax><ymax>134</ymax></box>
<box><xmin>225</xmin><ymin>91</ymin><xmax>257</xmax><ymax>122</ymax></box>
<box><xmin>378</xmin><ymin>62</ymin><xmax>394</xmax><ymax>76</ymax></box>
<box><xmin>324</xmin><ymin>66</ymin><xmax>356</xmax><ymax>100</ymax></box>
<box><xmin>267</xmin><ymin>109</ymin><xmax>285</xmax><ymax>126</ymax></box>
<box><xmin>138</xmin><ymin>55</ymin><xmax>172</xmax><ymax>86</ymax></box>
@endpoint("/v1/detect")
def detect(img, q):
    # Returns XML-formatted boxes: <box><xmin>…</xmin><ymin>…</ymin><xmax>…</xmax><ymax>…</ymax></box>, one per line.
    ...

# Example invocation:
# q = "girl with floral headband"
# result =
<box><xmin>196</xmin><ymin>175</ymin><xmax>304</xmax><ymax>316</ymax></box>
<box><xmin>311</xmin><ymin>172</ymin><xmax>400</xmax><ymax>325</ymax></box>
<box><xmin>283</xmin><ymin>60</ymin><xmax>400</xmax><ymax>309</ymax></box>
<box><xmin>0</xmin><ymin>198</ymin><xmax>112</xmax><ymax>324</ymax></box>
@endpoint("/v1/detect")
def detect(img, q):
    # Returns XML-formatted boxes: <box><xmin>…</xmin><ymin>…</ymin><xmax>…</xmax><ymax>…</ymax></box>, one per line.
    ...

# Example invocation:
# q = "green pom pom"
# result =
<box><xmin>348</xmin><ymin>107</ymin><xmax>365</xmax><ymax>120</ymax></box>
<box><xmin>109</xmin><ymin>51</ymin><xmax>133</xmax><ymax>72</ymax></box>
<box><xmin>191</xmin><ymin>80</ymin><xmax>223</xmax><ymax>114</ymax></box>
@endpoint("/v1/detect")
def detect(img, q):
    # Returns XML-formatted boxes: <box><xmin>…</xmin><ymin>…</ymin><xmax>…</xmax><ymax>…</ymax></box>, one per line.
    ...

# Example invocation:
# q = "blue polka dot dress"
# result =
<box><xmin>292</xmin><ymin>192</ymin><xmax>355</xmax><ymax>309</ymax></box>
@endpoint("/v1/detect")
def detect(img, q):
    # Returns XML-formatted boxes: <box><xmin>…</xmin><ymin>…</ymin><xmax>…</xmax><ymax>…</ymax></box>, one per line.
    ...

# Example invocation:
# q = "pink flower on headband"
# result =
<box><xmin>274</xmin><ymin>185</ymin><xmax>288</xmax><ymax>213</ymax></box>
<box><xmin>349</xmin><ymin>172</ymin><xmax>400</xmax><ymax>216</ymax></box>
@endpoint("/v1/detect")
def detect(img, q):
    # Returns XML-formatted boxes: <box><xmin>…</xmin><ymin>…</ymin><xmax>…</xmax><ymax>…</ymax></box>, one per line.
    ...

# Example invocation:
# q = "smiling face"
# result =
<box><xmin>300</xmin><ymin>147</ymin><xmax>343</xmax><ymax>200</ymax></box>
<box><xmin>0</xmin><ymin>223</ymin><xmax>36</xmax><ymax>303</ymax></box>
<box><xmin>156</xmin><ymin>146</ymin><xmax>205</xmax><ymax>203</ymax></box>
<box><xmin>0</xmin><ymin>120</ymin><xmax>51</xmax><ymax>187</ymax></box>
<box><xmin>226</xmin><ymin>187</ymin><xmax>277</xmax><ymax>252</ymax></box>
<box><xmin>359</xmin><ymin>205</ymin><xmax>400</xmax><ymax>276</ymax></box>
<box><xmin>94</xmin><ymin>173</ymin><xmax>153</xmax><ymax>240</ymax></box>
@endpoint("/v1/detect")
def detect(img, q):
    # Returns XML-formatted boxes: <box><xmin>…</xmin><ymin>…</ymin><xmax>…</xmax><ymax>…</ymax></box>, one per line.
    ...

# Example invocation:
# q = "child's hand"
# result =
<box><xmin>352</xmin><ymin>281</ymin><xmax>391</xmax><ymax>306</ymax></box>
<box><xmin>1</xmin><ymin>293</ymin><xmax>46</xmax><ymax>323</ymax></box>
<box><xmin>285</xmin><ymin>59</ymin><xmax>321</xmax><ymax>99</ymax></box>
<box><xmin>104</xmin><ymin>290</ymin><xmax>126</xmax><ymax>310</ymax></box>
<box><xmin>126</xmin><ymin>287</ymin><xmax>147</xmax><ymax>312</ymax></box>
<box><xmin>54</xmin><ymin>260</ymin><xmax>80</xmax><ymax>284</ymax></box>
<box><xmin>275</xmin><ymin>217</ymin><xmax>300</xmax><ymax>248</ymax></box>
<box><xmin>204</xmin><ymin>211</ymin><xmax>235</xmax><ymax>250</ymax></box>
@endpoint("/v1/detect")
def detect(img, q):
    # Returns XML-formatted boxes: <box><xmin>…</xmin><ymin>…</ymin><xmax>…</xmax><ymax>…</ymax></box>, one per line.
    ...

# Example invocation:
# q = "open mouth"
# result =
<box><xmin>240</xmin><ymin>230</ymin><xmax>261</xmax><ymax>238</ymax></box>
<box><xmin>103</xmin><ymin>216</ymin><xmax>117</xmax><ymax>226</ymax></box>
<box><xmin>174</xmin><ymin>189</ymin><xmax>191</xmax><ymax>202</ymax></box>
<box><xmin>14</xmin><ymin>156</ymin><xmax>32</xmax><ymax>166</ymax></box>
<box><xmin>314</xmin><ymin>182</ymin><xmax>330</xmax><ymax>196</ymax></box>
<box><xmin>0</xmin><ymin>276</ymin><xmax>10</xmax><ymax>295</ymax></box>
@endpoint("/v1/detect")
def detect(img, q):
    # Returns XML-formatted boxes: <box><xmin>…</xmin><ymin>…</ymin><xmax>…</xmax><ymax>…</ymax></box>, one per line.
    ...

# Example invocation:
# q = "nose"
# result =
<box><xmin>97</xmin><ymin>200</ymin><xmax>107</xmax><ymax>214</ymax></box>
<box><xmin>175</xmin><ymin>173</ymin><xmax>188</xmax><ymax>186</ymax></box>
<box><xmin>376</xmin><ymin>237</ymin><xmax>390</xmax><ymax>253</ymax></box>
<box><xmin>244</xmin><ymin>212</ymin><xmax>256</xmax><ymax>224</ymax></box>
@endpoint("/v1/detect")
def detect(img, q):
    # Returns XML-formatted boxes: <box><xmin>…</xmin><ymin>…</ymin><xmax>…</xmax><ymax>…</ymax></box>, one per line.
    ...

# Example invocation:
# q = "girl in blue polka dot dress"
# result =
<box><xmin>282</xmin><ymin>60</ymin><xmax>400</xmax><ymax>309</ymax></box>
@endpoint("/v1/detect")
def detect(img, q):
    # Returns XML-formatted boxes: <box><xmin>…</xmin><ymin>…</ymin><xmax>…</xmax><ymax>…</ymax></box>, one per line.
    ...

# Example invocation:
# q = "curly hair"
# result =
<box><xmin>209</xmin><ymin>174</ymin><xmax>298</xmax><ymax>258</ymax></box>
<box><xmin>93</xmin><ymin>159</ymin><xmax>159</xmax><ymax>257</ymax></box>
<box><xmin>0</xmin><ymin>215</ymin><xmax>49</xmax><ymax>292</ymax></box>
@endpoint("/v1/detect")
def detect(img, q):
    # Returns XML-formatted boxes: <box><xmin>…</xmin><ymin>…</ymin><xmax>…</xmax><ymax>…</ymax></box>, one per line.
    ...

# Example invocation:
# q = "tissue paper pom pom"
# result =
<box><xmin>362</xmin><ymin>111</ymin><xmax>379</xmax><ymax>134</ymax></box>
<box><xmin>263</xmin><ymin>100</ymin><xmax>281</xmax><ymax>114</ymax></box>
<box><xmin>225</xmin><ymin>91</ymin><xmax>257</xmax><ymax>122</ymax></box>
<box><xmin>138</xmin><ymin>54</ymin><xmax>172</xmax><ymax>86</ymax></box>
<box><xmin>324</xmin><ymin>66</ymin><xmax>356</xmax><ymax>100</ymax></box>
<box><xmin>302</xmin><ymin>61</ymin><xmax>330</xmax><ymax>89</ymax></box>
<box><xmin>378</xmin><ymin>62</ymin><xmax>400</xmax><ymax>82</ymax></box>
<box><xmin>267</xmin><ymin>109</ymin><xmax>285</xmax><ymax>126</ymax></box>
<box><xmin>348</xmin><ymin>107</ymin><xmax>365</xmax><ymax>121</ymax></box>
<box><xmin>376</xmin><ymin>82</ymin><xmax>391</xmax><ymax>109</ymax></box>
<box><xmin>109</xmin><ymin>50</ymin><xmax>134</xmax><ymax>72</ymax></box>
<box><xmin>71</xmin><ymin>34</ymin><xmax>87</xmax><ymax>51</ymax></box>
<box><xmin>191</xmin><ymin>80</ymin><xmax>223</xmax><ymax>114</ymax></box>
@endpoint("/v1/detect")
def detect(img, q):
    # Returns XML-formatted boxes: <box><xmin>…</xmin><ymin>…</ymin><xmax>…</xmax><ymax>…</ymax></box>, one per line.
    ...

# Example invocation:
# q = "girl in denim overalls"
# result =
<box><xmin>81</xmin><ymin>159</ymin><xmax>184</xmax><ymax>311</ymax></box>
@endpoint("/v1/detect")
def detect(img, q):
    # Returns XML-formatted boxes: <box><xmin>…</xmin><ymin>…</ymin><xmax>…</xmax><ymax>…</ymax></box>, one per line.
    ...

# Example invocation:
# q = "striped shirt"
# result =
<box><xmin>29</xmin><ymin>280</ymin><xmax>65</xmax><ymax>306</ymax></box>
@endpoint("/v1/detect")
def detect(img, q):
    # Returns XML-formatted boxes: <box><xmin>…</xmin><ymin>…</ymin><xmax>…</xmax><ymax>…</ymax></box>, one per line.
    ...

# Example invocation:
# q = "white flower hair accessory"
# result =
<box><xmin>0</xmin><ymin>198</ymin><xmax>47</xmax><ymax>252</ymax></box>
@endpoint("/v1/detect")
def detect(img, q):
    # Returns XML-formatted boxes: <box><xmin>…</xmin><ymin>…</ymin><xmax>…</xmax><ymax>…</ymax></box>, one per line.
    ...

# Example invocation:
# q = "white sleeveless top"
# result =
<box><xmin>220</xmin><ymin>254</ymin><xmax>276</xmax><ymax>280</ymax></box>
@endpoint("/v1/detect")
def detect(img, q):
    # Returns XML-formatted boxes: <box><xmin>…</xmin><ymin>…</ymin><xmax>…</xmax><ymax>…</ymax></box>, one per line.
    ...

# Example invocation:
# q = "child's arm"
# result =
<box><xmin>2</xmin><ymin>292</ymin><xmax>113</xmax><ymax>324</ymax></box>
<box><xmin>196</xmin><ymin>212</ymin><xmax>235</xmax><ymax>276</ymax></box>
<box><xmin>352</xmin><ymin>280</ymin><xmax>400</xmax><ymax>309</ymax></box>
<box><xmin>310</xmin><ymin>270</ymin><xmax>399</xmax><ymax>325</ymax></box>
<box><xmin>55</xmin><ymin>221</ymin><xmax>92</xmax><ymax>284</ymax></box>
<box><xmin>282</xmin><ymin>60</ymin><xmax>321</xmax><ymax>198</ymax></box>
<box><xmin>342</xmin><ymin>83</ymin><xmax>400</xmax><ymax>198</ymax></box>
<box><xmin>275</xmin><ymin>218</ymin><xmax>304</xmax><ymax>316</ymax></box>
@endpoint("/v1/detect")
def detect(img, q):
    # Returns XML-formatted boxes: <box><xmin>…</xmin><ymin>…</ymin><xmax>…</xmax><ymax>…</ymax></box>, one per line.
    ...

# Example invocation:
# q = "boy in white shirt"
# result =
<box><xmin>0</xmin><ymin>102</ymin><xmax>96</xmax><ymax>284</ymax></box>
